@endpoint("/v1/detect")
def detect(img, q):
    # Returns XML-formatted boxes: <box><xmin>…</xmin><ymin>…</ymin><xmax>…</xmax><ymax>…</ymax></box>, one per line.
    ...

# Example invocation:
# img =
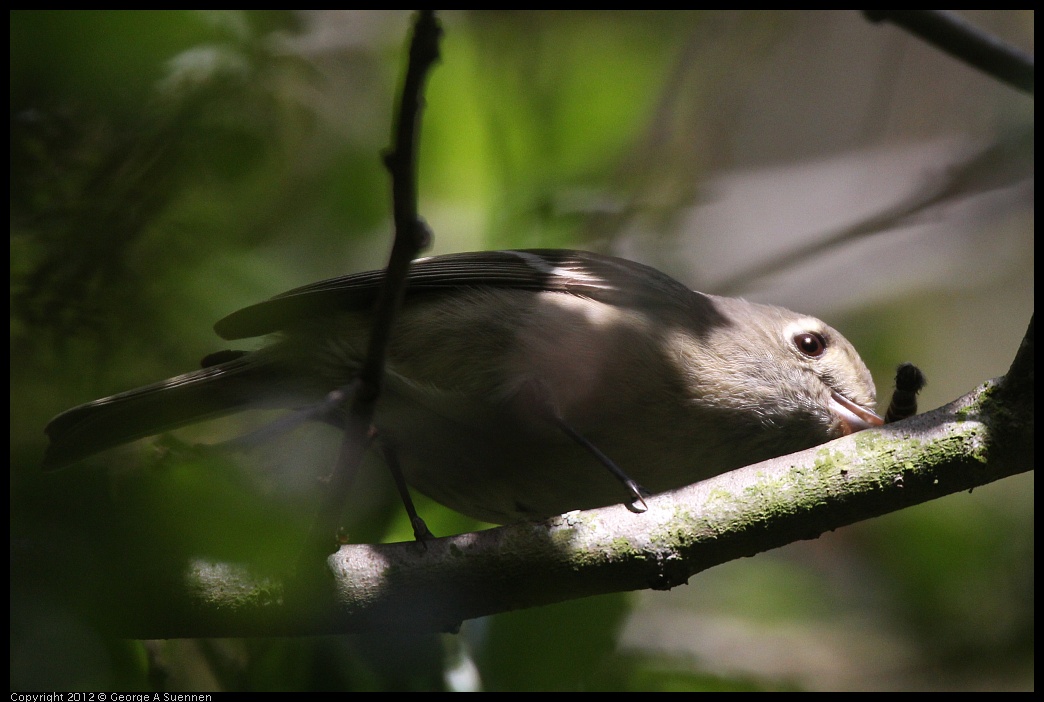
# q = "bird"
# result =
<box><xmin>43</xmin><ymin>249</ymin><xmax>883</xmax><ymax>525</ymax></box>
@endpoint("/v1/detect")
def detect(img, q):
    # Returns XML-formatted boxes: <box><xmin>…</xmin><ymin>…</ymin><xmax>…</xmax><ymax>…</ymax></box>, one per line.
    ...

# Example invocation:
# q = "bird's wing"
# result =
<box><xmin>214</xmin><ymin>249</ymin><xmax>697</xmax><ymax>340</ymax></box>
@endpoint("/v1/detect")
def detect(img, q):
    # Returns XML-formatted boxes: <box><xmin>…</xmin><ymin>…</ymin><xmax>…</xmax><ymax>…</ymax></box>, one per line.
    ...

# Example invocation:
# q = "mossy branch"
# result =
<box><xmin>107</xmin><ymin>316</ymin><xmax>1032</xmax><ymax>638</ymax></box>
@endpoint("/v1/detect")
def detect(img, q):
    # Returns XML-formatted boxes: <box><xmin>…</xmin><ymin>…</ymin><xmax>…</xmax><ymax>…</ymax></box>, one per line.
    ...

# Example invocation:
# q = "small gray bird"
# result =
<box><xmin>44</xmin><ymin>250</ymin><xmax>882</xmax><ymax>524</ymax></box>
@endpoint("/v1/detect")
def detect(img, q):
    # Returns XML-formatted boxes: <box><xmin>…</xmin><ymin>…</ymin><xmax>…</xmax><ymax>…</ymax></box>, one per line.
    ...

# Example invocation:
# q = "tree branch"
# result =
<box><xmin>107</xmin><ymin>316</ymin><xmax>1032</xmax><ymax>638</ymax></box>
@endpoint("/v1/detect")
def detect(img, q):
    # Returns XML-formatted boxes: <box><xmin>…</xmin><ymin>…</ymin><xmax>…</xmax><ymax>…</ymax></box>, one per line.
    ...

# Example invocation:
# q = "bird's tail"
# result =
<box><xmin>43</xmin><ymin>353</ymin><xmax>309</xmax><ymax>469</ymax></box>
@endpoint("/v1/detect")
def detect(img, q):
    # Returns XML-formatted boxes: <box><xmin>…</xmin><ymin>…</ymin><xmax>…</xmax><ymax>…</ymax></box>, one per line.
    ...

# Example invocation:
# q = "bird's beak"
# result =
<box><xmin>830</xmin><ymin>391</ymin><xmax>884</xmax><ymax>435</ymax></box>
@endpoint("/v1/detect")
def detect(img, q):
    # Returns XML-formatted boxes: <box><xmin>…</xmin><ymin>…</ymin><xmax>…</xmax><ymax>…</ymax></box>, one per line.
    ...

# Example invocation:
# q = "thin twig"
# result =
<box><xmin>307</xmin><ymin>10</ymin><xmax>442</xmax><ymax>555</ymax></box>
<box><xmin>362</xmin><ymin>9</ymin><xmax>442</xmax><ymax>396</ymax></box>
<box><xmin>864</xmin><ymin>10</ymin><xmax>1034</xmax><ymax>95</ymax></box>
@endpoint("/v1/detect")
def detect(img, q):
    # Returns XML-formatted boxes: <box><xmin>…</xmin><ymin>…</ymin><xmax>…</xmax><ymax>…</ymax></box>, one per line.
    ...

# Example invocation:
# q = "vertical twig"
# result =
<box><xmin>362</xmin><ymin>9</ymin><xmax>442</xmax><ymax>396</ymax></box>
<box><xmin>307</xmin><ymin>10</ymin><xmax>443</xmax><ymax>558</ymax></box>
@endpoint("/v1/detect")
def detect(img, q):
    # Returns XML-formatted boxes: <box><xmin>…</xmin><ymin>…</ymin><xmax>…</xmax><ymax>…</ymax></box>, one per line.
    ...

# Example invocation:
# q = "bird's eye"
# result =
<box><xmin>793</xmin><ymin>332</ymin><xmax>827</xmax><ymax>358</ymax></box>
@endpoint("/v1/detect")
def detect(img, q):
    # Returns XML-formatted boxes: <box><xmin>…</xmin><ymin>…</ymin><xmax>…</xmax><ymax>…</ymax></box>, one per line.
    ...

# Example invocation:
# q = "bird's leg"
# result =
<box><xmin>375</xmin><ymin>434</ymin><xmax>434</xmax><ymax>543</ymax></box>
<box><xmin>522</xmin><ymin>380</ymin><xmax>650</xmax><ymax>513</ymax></box>
<box><xmin>548</xmin><ymin>415</ymin><xmax>650</xmax><ymax>513</ymax></box>
<box><xmin>203</xmin><ymin>378</ymin><xmax>434</xmax><ymax>542</ymax></box>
